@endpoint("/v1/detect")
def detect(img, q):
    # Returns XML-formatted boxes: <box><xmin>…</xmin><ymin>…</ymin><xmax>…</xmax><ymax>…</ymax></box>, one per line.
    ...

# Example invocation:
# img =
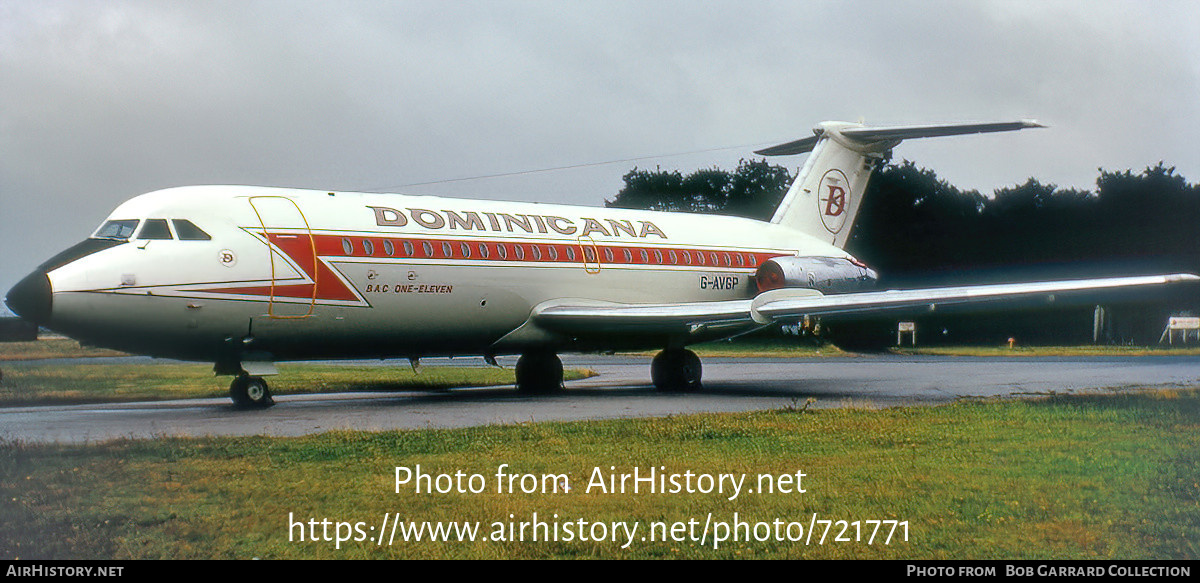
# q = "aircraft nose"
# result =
<box><xmin>5</xmin><ymin>270</ymin><xmax>52</xmax><ymax>325</ymax></box>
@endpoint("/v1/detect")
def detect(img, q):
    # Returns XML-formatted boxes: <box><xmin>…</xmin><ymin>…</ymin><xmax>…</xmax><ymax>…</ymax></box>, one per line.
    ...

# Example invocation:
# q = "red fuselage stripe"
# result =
<box><xmin>200</xmin><ymin>232</ymin><xmax>792</xmax><ymax>302</ymax></box>
<box><xmin>303</xmin><ymin>233</ymin><xmax>789</xmax><ymax>269</ymax></box>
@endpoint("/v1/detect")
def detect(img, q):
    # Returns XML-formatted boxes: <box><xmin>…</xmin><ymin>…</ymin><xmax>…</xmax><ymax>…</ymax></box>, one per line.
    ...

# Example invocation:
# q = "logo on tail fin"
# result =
<box><xmin>818</xmin><ymin>169</ymin><xmax>850</xmax><ymax>233</ymax></box>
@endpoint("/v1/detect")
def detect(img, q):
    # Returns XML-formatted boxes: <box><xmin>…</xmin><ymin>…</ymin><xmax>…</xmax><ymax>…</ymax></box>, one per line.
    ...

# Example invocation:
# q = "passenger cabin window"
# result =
<box><xmin>172</xmin><ymin>219</ymin><xmax>212</xmax><ymax>241</ymax></box>
<box><xmin>93</xmin><ymin>219</ymin><xmax>140</xmax><ymax>240</ymax></box>
<box><xmin>137</xmin><ymin>219</ymin><xmax>173</xmax><ymax>240</ymax></box>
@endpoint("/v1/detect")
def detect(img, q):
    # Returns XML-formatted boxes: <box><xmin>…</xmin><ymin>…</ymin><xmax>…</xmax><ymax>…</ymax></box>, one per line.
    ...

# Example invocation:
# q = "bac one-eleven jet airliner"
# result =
<box><xmin>7</xmin><ymin>120</ymin><xmax>1197</xmax><ymax>407</ymax></box>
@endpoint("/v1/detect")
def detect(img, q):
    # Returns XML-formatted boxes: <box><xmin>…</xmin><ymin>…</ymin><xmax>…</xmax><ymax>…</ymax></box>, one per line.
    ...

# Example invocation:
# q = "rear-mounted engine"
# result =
<box><xmin>754</xmin><ymin>256</ymin><xmax>878</xmax><ymax>294</ymax></box>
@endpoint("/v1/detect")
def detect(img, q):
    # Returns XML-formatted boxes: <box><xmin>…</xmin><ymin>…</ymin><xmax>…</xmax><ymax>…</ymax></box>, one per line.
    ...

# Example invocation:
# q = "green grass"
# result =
<box><xmin>2</xmin><ymin>388</ymin><xmax>1197</xmax><ymax>559</ymax></box>
<box><xmin>0</xmin><ymin>338</ymin><xmax>127</xmax><ymax>361</ymax></box>
<box><xmin>0</xmin><ymin>363</ymin><xmax>593</xmax><ymax>406</ymax></box>
<box><xmin>8</xmin><ymin>337</ymin><xmax>1199</xmax><ymax>362</ymax></box>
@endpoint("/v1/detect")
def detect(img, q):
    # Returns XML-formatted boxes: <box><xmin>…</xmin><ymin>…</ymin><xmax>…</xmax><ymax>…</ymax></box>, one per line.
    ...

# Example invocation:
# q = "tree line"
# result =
<box><xmin>606</xmin><ymin>159</ymin><xmax>1200</xmax><ymax>344</ymax></box>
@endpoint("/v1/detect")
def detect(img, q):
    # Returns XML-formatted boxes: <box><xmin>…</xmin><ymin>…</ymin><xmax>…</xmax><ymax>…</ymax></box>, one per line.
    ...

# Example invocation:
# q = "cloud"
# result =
<box><xmin>2</xmin><ymin>0</ymin><xmax>1197</xmax><ymax>292</ymax></box>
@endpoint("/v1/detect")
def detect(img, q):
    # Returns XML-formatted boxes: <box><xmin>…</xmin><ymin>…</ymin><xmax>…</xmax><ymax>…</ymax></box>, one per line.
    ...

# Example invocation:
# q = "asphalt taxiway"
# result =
<box><xmin>4</xmin><ymin>354</ymin><xmax>1200</xmax><ymax>444</ymax></box>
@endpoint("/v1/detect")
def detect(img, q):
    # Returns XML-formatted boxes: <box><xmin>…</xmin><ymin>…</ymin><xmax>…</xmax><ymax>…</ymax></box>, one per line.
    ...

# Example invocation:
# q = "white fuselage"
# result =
<box><xmin>39</xmin><ymin>184</ymin><xmax>854</xmax><ymax>362</ymax></box>
<box><xmin>40</xmin><ymin>185</ymin><xmax>848</xmax><ymax>362</ymax></box>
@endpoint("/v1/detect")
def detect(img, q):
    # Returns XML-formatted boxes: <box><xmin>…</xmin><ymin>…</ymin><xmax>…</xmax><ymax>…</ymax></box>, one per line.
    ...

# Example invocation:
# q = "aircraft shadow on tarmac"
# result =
<box><xmin>252</xmin><ymin>380</ymin><xmax>872</xmax><ymax>412</ymax></box>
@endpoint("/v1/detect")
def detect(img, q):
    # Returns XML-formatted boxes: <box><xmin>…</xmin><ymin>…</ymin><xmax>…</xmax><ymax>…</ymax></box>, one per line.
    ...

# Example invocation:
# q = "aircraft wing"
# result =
<box><xmin>532</xmin><ymin>274</ymin><xmax>1198</xmax><ymax>337</ymax></box>
<box><xmin>749</xmin><ymin>273</ymin><xmax>1197</xmax><ymax>323</ymax></box>
<box><xmin>532</xmin><ymin>298</ymin><xmax>757</xmax><ymax>335</ymax></box>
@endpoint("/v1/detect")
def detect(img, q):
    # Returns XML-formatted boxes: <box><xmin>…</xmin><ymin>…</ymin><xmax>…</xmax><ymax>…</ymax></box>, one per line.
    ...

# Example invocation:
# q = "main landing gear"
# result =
<box><xmin>651</xmin><ymin>348</ymin><xmax>702</xmax><ymax>392</ymax></box>
<box><xmin>514</xmin><ymin>348</ymin><xmax>702</xmax><ymax>393</ymax></box>
<box><xmin>515</xmin><ymin>350</ymin><xmax>564</xmax><ymax>394</ymax></box>
<box><xmin>230</xmin><ymin>374</ymin><xmax>274</xmax><ymax>408</ymax></box>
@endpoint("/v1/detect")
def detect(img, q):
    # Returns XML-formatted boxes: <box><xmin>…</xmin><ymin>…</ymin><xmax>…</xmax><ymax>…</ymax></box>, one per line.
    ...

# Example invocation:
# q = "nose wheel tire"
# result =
<box><xmin>651</xmin><ymin>348</ymin><xmax>702</xmax><ymax>392</ymax></box>
<box><xmin>230</xmin><ymin>375</ymin><xmax>274</xmax><ymax>408</ymax></box>
<box><xmin>516</xmin><ymin>351</ymin><xmax>563</xmax><ymax>394</ymax></box>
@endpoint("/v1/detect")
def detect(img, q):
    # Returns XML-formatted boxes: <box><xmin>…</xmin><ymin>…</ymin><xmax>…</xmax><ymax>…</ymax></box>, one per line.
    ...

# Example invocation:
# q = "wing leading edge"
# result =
<box><xmin>532</xmin><ymin>274</ymin><xmax>1199</xmax><ymax>340</ymax></box>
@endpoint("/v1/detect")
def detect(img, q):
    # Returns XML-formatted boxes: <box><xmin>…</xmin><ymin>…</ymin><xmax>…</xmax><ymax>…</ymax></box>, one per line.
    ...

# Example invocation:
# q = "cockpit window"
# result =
<box><xmin>172</xmin><ymin>219</ymin><xmax>212</xmax><ymax>241</ymax></box>
<box><xmin>137</xmin><ymin>219</ymin><xmax>173</xmax><ymax>240</ymax></box>
<box><xmin>93</xmin><ymin>219</ymin><xmax>140</xmax><ymax>240</ymax></box>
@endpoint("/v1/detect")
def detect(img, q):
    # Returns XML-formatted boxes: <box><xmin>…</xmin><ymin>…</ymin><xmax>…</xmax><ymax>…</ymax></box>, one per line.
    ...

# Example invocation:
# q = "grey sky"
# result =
<box><xmin>2</xmin><ymin>0</ymin><xmax>1198</xmax><ymax>307</ymax></box>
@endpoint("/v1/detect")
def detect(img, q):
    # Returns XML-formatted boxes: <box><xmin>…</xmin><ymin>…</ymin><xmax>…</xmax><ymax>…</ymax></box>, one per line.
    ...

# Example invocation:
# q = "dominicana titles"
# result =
<box><xmin>369</xmin><ymin>206</ymin><xmax>669</xmax><ymax>239</ymax></box>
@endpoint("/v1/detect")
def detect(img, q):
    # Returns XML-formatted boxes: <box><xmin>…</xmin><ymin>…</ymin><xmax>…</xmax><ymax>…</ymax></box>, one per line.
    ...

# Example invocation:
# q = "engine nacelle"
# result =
<box><xmin>754</xmin><ymin>256</ymin><xmax>878</xmax><ymax>294</ymax></box>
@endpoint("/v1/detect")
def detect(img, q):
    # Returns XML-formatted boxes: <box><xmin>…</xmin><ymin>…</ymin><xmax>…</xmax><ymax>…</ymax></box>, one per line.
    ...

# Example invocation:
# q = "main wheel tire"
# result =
<box><xmin>515</xmin><ymin>351</ymin><xmax>563</xmax><ymax>394</ymax></box>
<box><xmin>230</xmin><ymin>375</ymin><xmax>274</xmax><ymax>408</ymax></box>
<box><xmin>651</xmin><ymin>348</ymin><xmax>702</xmax><ymax>392</ymax></box>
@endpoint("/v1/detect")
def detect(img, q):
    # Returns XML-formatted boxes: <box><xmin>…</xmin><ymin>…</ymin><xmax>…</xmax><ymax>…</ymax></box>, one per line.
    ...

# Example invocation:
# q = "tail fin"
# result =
<box><xmin>758</xmin><ymin>120</ymin><xmax>1044</xmax><ymax>248</ymax></box>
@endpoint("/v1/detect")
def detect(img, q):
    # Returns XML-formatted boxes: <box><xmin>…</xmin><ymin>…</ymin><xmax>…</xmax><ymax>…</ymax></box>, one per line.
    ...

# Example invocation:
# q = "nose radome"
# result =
<box><xmin>5</xmin><ymin>270</ymin><xmax>52</xmax><ymax>325</ymax></box>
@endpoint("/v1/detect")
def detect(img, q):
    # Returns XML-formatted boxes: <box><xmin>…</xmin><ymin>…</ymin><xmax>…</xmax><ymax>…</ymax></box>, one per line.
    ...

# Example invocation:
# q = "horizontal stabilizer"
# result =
<box><xmin>841</xmin><ymin>119</ymin><xmax>1045</xmax><ymax>142</ymax></box>
<box><xmin>754</xmin><ymin>135</ymin><xmax>820</xmax><ymax>156</ymax></box>
<box><xmin>755</xmin><ymin>120</ymin><xmax>1044</xmax><ymax>156</ymax></box>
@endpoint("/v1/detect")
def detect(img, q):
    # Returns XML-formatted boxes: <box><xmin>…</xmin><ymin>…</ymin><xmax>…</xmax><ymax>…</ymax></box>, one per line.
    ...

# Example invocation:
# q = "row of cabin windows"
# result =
<box><xmin>93</xmin><ymin>219</ymin><xmax>211</xmax><ymax>241</ymax></box>
<box><xmin>338</xmin><ymin>237</ymin><xmax>755</xmax><ymax>267</ymax></box>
